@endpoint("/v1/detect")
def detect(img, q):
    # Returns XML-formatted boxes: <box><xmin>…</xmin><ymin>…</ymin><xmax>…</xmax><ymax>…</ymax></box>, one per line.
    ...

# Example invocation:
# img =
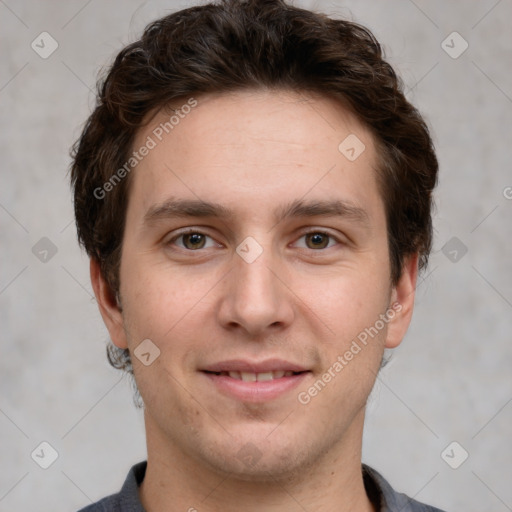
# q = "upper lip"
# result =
<box><xmin>201</xmin><ymin>358</ymin><xmax>309</xmax><ymax>373</ymax></box>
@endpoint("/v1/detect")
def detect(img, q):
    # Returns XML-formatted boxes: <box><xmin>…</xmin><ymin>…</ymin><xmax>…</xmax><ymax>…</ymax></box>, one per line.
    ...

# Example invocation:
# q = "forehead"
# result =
<box><xmin>127</xmin><ymin>89</ymin><xmax>382</xmax><ymax>224</ymax></box>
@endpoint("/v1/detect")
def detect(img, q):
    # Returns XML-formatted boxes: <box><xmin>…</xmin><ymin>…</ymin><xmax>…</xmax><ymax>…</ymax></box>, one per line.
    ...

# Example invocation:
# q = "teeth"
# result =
<box><xmin>224</xmin><ymin>370</ymin><xmax>296</xmax><ymax>381</ymax></box>
<box><xmin>256</xmin><ymin>372</ymin><xmax>274</xmax><ymax>381</ymax></box>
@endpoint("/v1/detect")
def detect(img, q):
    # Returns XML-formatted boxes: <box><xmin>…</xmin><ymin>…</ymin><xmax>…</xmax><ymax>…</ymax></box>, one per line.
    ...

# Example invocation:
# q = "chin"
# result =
<box><xmin>197</xmin><ymin>430</ymin><xmax>321</xmax><ymax>483</ymax></box>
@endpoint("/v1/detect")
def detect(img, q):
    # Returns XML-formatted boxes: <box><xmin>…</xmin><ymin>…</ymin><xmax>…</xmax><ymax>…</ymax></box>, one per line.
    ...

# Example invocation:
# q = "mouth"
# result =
<box><xmin>203</xmin><ymin>370</ymin><xmax>306</xmax><ymax>381</ymax></box>
<box><xmin>200</xmin><ymin>364</ymin><xmax>311</xmax><ymax>402</ymax></box>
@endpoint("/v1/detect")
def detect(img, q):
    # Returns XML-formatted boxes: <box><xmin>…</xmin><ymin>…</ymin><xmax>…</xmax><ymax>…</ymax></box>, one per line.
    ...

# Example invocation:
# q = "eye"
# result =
<box><xmin>294</xmin><ymin>231</ymin><xmax>339</xmax><ymax>250</ymax></box>
<box><xmin>168</xmin><ymin>231</ymin><xmax>218</xmax><ymax>250</ymax></box>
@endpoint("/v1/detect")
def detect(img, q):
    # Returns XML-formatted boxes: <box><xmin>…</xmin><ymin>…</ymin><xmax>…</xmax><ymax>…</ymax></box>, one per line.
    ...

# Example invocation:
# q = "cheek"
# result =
<box><xmin>119</xmin><ymin>263</ymin><xmax>211</xmax><ymax>384</ymax></box>
<box><xmin>306</xmin><ymin>276</ymin><xmax>389</xmax><ymax>402</ymax></box>
<box><xmin>120</xmin><ymin>260</ymin><xmax>188</xmax><ymax>330</ymax></box>
<box><xmin>304</xmin><ymin>266</ymin><xmax>391</xmax><ymax>344</ymax></box>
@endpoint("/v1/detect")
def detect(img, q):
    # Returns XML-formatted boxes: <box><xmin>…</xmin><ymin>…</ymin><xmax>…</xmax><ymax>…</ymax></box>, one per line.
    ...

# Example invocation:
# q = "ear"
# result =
<box><xmin>385</xmin><ymin>253</ymin><xmax>419</xmax><ymax>349</ymax></box>
<box><xmin>90</xmin><ymin>258</ymin><xmax>128</xmax><ymax>349</ymax></box>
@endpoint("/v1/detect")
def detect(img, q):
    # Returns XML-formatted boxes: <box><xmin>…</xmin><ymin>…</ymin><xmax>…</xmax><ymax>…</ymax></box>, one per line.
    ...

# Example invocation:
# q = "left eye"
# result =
<box><xmin>294</xmin><ymin>232</ymin><xmax>338</xmax><ymax>250</ymax></box>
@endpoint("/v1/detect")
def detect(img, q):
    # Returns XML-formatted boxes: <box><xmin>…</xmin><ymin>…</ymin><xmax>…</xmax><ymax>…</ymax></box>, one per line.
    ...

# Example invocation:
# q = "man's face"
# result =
<box><xmin>98</xmin><ymin>89</ymin><xmax>415</xmax><ymax>480</ymax></box>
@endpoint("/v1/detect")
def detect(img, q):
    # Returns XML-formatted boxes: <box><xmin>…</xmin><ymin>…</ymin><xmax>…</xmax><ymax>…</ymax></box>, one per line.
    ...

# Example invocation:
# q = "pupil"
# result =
<box><xmin>185</xmin><ymin>233</ymin><xmax>204</xmax><ymax>249</ymax></box>
<box><xmin>308</xmin><ymin>233</ymin><xmax>328</xmax><ymax>249</ymax></box>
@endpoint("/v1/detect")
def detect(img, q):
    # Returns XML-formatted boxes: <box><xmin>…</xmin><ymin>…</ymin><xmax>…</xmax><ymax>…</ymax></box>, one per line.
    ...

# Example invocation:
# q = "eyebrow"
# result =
<box><xmin>143</xmin><ymin>197</ymin><xmax>370</xmax><ymax>228</ymax></box>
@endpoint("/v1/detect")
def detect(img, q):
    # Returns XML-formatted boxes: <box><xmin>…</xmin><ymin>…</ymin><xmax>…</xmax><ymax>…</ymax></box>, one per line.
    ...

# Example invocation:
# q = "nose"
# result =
<box><xmin>217</xmin><ymin>242</ymin><xmax>295</xmax><ymax>338</ymax></box>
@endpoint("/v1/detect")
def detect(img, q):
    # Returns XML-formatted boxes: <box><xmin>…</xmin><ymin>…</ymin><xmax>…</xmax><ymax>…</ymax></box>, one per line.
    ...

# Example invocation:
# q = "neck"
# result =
<box><xmin>139</xmin><ymin>408</ymin><xmax>375</xmax><ymax>512</ymax></box>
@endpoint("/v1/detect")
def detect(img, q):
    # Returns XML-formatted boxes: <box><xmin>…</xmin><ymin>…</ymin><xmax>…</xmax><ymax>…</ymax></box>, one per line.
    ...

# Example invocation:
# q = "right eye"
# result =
<box><xmin>166</xmin><ymin>230</ymin><xmax>220</xmax><ymax>251</ymax></box>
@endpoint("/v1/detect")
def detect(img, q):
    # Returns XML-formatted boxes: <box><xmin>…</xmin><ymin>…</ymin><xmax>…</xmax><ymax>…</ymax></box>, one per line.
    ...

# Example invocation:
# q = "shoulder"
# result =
<box><xmin>77</xmin><ymin>494</ymin><xmax>121</xmax><ymax>512</ymax></box>
<box><xmin>75</xmin><ymin>461</ymin><xmax>147</xmax><ymax>512</ymax></box>
<box><xmin>363</xmin><ymin>464</ymin><xmax>448</xmax><ymax>512</ymax></box>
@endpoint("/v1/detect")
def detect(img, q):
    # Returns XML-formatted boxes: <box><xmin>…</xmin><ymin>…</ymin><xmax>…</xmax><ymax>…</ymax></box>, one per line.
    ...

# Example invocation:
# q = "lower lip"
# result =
<box><xmin>202</xmin><ymin>371</ymin><xmax>310</xmax><ymax>402</ymax></box>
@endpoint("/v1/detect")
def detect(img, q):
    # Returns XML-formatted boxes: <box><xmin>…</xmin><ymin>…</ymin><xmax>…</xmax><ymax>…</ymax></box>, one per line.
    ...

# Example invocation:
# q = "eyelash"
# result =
<box><xmin>166</xmin><ymin>228</ymin><xmax>342</xmax><ymax>252</ymax></box>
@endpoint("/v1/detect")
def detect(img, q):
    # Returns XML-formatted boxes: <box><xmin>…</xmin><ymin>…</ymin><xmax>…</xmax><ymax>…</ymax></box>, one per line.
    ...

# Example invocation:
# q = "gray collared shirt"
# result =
<box><xmin>77</xmin><ymin>461</ymin><xmax>447</xmax><ymax>511</ymax></box>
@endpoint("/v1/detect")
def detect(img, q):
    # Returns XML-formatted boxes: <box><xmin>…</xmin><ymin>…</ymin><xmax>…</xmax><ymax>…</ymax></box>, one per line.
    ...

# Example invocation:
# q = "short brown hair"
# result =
<box><xmin>70</xmin><ymin>0</ymin><xmax>438</xmax><ymax>377</ymax></box>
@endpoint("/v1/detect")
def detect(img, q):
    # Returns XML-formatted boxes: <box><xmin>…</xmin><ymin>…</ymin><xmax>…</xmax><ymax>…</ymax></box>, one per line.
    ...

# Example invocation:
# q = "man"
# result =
<box><xmin>71</xmin><ymin>0</ymin><xmax>443</xmax><ymax>510</ymax></box>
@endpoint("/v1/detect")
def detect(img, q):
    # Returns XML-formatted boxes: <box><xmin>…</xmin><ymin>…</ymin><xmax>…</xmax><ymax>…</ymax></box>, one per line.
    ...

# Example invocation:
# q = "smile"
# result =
<box><xmin>201</xmin><ymin>370</ymin><xmax>310</xmax><ymax>402</ymax></box>
<box><xmin>206</xmin><ymin>370</ymin><xmax>301</xmax><ymax>381</ymax></box>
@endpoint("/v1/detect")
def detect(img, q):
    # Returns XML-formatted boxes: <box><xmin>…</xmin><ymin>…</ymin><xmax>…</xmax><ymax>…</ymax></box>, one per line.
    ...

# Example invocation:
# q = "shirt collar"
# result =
<box><xmin>120</xmin><ymin>461</ymin><xmax>433</xmax><ymax>512</ymax></box>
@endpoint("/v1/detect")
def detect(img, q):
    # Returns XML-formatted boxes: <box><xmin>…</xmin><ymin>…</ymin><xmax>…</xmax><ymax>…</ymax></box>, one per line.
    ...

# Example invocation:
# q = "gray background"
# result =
<box><xmin>1</xmin><ymin>0</ymin><xmax>511</xmax><ymax>510</ymax></box>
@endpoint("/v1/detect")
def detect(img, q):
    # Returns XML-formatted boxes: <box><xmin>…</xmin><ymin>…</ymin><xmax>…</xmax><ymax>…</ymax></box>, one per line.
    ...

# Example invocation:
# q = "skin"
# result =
<box><xmin>91</xmin><ymin>89</ymin><xmax>418</xmax><ymax>512</ymax></box>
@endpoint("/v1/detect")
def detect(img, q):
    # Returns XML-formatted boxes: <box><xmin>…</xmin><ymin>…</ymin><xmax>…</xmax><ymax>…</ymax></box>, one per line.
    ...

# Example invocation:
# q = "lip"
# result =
<box><xmin>201</xmin><ymin>358</ymin><xmax>309</xmax><ymax>373</ymax></box>
<box><xmin>202</xmin><ymin>370</ymin><xmax>310</xmax><ymax>402</ymax></box>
